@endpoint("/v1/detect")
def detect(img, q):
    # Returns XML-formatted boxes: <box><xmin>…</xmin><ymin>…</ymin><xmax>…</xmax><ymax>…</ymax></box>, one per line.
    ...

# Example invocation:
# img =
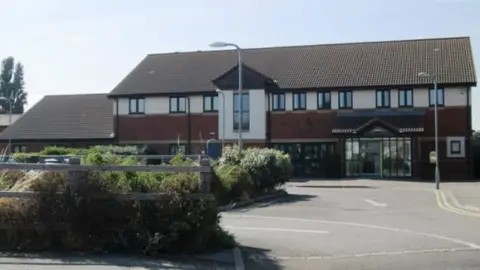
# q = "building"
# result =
<box><xmin>0</xmin><ymin>114</ymin><xmax>22</xmax><ymax>133</ymax></box>
<box><xmin>109</xmin><ymin>36</ymin><xmax>476</xmax><ymax>180</ymax></box>
<box><xmin>0</xmin><ymin>94</ymin><xmax>114</xmax><ymax>152</ymax></box>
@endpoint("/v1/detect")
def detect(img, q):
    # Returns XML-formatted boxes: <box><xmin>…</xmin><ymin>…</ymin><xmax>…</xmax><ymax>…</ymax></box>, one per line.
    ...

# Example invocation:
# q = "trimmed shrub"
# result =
<box><xmin>211</xmin><ymin>164</ymin><xmax>253</xmax><ymax>204</ymax></box>
<box><xmin>0</xmin><ymin>151</ymin><xmax>235</xmax><ymax>254</ymax></box>
<box><xmin>218</xmin><ymin>145</ymin><xmax>293</xmax><ymax>194</ymax></box>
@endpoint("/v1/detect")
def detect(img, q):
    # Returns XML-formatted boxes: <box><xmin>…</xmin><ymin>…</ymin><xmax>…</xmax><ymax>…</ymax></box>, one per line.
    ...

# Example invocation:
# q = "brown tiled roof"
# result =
<box><xmin>332</xmin><ymin>112</ymin><xmax>425</xmax><ymax>134</ymax></box>
<box><xmin>0</xmin><ymin>94</ymin><xmax>114</xmax><ymax>140</ymax></box>
<box><xmin>109</xmin><ymin>37</ymin><xmax>477</xmax><ymax>96</ymax></box>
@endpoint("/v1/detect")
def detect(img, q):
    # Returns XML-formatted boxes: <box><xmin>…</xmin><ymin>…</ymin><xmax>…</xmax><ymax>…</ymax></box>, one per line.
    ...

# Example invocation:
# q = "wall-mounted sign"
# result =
<box><xmin>429</xmin><ymin>151</ymin><xmax>437</xmax><ymax>164</ymax></box>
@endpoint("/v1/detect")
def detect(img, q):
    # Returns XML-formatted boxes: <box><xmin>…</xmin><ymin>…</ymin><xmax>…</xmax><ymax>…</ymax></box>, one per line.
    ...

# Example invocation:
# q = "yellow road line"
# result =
<box><xmin>435</xmin><ymin>190</ymin><xmax>480</xmax><ymax>218</ymax></box>
<box><xmin>444</xmin><ymin>190</ymin><xmax>480</xmax><ymax>213</ymax></box>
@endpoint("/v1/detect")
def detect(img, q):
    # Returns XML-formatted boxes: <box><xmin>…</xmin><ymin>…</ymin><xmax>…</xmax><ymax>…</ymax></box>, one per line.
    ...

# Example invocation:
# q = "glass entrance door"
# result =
<box><xmin>359</xmin><ymin>140</ymin><xmax>381</xmax><ymax>176</ymax></box>
<box><xmin>345</xmin><ymin>137</ymin><xmax>413</xmax><ymax>178</ymax></box>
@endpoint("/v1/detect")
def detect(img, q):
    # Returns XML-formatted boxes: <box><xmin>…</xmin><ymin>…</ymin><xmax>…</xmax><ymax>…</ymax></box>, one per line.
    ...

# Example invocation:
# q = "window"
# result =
<box><xmin>169</xmin><ymin>144</ymin><xmax>186</xmax><ymax>155</ymax></box>
<box><xmin>293</xmin><ymin>92</ymin><xmax>306</xmax><ymax>110</ymax></box>
<box><xmin>428</xmin><ymin>88</ymin><xmax>444</xmax><ymax>107</ymax></box>
<box><xmin>169</xmin><ymin>96</ymin><xmax>187</xmax><ymax>113</ymax></box>
<box><xmin>398</xmin><ymin>89</ymin><xmax>413</xmax><ymax>107</ymax></box>
<box><xmin>129</xmin><ymin>98</ymin><xmax>145</xmax><ymax>114</ymax></box>
<box><xmin>447</xmin><ymin>137</ymin><xmax>465</xmax><ymax>158</ymax></box>
<box><xmin>12</xmin><ymin>145</ymin><xmax>27</xmax><ymax>153</ymax></box>
<box><xmin>272</xmin><ymin>93</ymin><xmax>285</xmax><ymax>111</ymax></box>
<box><xmin>376</xmin><ymin>89</ymin><xmax>390</xmax><ymax>108</ymax></box>
<box><xmin>317</xmin><ymin>91</ymin><xmax>331</xmax><ymax>109</ymax></box>
<box><xmin>450</xmin><ymin>141</ymin><xmax>461</xmax><ymax>154</ymax></box>
<box><xmin>233</xmin><ymin>93</ymin><xmax>249</xmax><ymax>130</ymax></box>
<box><xmin>203</xmin><ymin>95</ymin><xmax>218</xmax><ymax>112</ymax></box>
<box><xmin>339</xmin><ymin>91</ymin><xmax>353</xmax><ymax>109</ymax></box>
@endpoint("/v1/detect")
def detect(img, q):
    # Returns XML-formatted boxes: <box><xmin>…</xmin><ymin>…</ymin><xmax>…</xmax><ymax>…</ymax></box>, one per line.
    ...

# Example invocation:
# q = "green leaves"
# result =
<box><xmin>0</xmin><ymin>57</ymin><xmax>27</xmax><ymax>114</ymax></box>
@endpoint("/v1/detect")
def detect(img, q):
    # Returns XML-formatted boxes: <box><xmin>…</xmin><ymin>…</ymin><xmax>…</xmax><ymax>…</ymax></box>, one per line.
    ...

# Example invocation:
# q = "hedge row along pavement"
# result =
<box><xmin>0</xmin><ymin>145</ymin><xmax>292</xmax><ymax>254</ymax></box>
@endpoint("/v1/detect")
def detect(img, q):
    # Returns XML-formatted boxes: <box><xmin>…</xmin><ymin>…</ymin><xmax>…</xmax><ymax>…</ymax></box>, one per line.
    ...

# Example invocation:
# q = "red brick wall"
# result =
<box><xmin>269</xmin><ymin>111</ymin><xmax>336</xmax><ymax>139</ymax></box>
<box><xmin>116</xmin><ymin>114</ymin><xmax>218</xmax><ymax>142</ymax></box>
<box><xmin>422</xmin><ymin>107</ymin><xmax>468</xmax><ymax>137</ymax></box>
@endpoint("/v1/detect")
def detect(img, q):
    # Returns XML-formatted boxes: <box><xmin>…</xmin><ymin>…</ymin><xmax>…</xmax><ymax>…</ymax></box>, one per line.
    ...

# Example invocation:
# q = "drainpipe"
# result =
<box><xmin>187</xmin><ymin>96</ymin><xmax>191</xmax><ymax>154</ymax></box>
<box><xmin>466</xmin><ymin>86</ymin><xmax>472</xmax><ymax>179</ymax></box>
<box><xmin>266</xmin><ymin>92</ymin><xmax>271</xmax><ymax>147</ymax></box>
<box><xmin>115</xmin><ymin>97</ymin><xmax>119</xmax><ymax>145</ymax></box>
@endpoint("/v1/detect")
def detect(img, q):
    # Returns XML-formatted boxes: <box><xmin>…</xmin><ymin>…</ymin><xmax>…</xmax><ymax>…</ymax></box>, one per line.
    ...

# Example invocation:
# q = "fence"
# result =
<box><xmin>0</xmin><ymin>157</ymin><xmax>212</xmax><ymax>200</ymax></box>
<box><xmin>26</xmin><ymin>154</ymin><xmax>208</xmax><ymax>164</ymax></box>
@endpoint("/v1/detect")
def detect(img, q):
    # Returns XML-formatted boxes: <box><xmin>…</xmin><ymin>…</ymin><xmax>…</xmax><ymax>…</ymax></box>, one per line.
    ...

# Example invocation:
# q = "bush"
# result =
<box><xmin>217</xmin><ymin>145</ymin><xmax>292</xmax><ymax>195</ymax></box>
<box><xmin>0</xmin><ymin>151</ymin><xmax>235</xmax><ymax>254</ymax></box>
<box><xmin>211</xmin><ymin>164</ymin><xmax>253</xmax><ymax>204</ymax></box>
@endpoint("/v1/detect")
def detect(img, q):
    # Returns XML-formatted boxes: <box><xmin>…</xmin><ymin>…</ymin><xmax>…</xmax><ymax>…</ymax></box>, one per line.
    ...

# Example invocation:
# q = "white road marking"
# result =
<box><xmin>248</xmin><ymin>247</ymin><xmax>479</xmax><ymax>261</ymax></box>
<box><xmin>364</xmin><ymin>199</ymin><xmax>387</xmax><ymax>207</ymax></box>
<box><xmin>224</xmin><ymin>225</ymin><xmax>329</xmax><ymax>234</ymax></box>
<box><xmin>222</xmin><ymin>214</ymin><xmax>480</xmax><ymax>249</ymax></box>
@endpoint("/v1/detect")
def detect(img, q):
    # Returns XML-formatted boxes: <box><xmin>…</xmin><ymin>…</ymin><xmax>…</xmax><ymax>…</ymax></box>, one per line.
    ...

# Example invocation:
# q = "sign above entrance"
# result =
<box><xmin>429</xmin><ymin>151</ymin><xmax>437</xmax><ymax>164</ymax></box>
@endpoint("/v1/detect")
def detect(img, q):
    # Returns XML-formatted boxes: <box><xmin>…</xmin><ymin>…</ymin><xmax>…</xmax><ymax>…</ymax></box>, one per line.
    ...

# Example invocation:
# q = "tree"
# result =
<box><xmin>0</xmin><ymin>56</ymin><xmax>27</xmax><ymax>114</ymax></box>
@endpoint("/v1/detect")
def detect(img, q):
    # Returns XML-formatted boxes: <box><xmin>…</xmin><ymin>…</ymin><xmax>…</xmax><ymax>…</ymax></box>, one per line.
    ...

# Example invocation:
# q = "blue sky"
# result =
<box><xmin>1</xmin><ymin>0</ymin><xmax>479</xmax><ymax>126</ymax></box>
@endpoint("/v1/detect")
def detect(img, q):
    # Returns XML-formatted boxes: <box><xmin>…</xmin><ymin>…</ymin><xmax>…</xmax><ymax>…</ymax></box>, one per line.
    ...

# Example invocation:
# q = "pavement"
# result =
<box><xmin>2</xmin><ymin>179</ymin><xmax>480</xmax><ymax>269</ymax></box>
<box><xmin>0</xmin><ymin>253</ymin><xmax>236</xmax><ymax>269</ymax></box>
<box><xmin>221</xmin><ymin>179</ymin><xmax>480</xmax><ymax>269</ymax></box>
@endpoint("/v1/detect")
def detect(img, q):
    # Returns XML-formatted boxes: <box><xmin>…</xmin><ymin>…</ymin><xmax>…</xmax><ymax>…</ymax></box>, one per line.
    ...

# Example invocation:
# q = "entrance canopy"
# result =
<box><xmin>332</xmin><ymin>110</ymin><xmax>425</xmax><ymax>136</ymax></box>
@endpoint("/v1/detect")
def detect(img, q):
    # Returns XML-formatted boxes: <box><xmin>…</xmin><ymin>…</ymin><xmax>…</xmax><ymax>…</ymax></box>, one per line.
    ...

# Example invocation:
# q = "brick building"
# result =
<box><xmin>0</xmin><ymin>94</ymin><xmax>114</xmax><ymax>152</ymax></box>
<box><xmin>109</xmin><ymin>37</ymin><xmax>476</xmax><ymax>180</ymax></box>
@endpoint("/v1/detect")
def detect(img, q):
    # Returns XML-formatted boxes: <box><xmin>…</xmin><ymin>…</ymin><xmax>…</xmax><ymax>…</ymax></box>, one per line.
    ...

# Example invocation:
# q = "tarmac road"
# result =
<box><xmin>221</xmin><ymin>180</ymin><xmax>480</xmax><ymax>270</ymax></box>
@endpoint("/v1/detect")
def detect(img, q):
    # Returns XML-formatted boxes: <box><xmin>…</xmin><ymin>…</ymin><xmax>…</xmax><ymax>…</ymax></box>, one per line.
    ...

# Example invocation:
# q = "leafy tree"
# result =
<box><xmin>0</xmin><ymin>57</ymin><xmax>27</xmax><ymax>114</ymax></box>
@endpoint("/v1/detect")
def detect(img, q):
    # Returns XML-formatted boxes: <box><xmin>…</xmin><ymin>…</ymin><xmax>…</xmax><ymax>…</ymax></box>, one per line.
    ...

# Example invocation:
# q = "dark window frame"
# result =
<box><xmin>398</xmin><ymin>88</ymin><xmax>414</xmax><ymax>108</ymax></box>
<box><xmin>169</xmin><ymin>143</ymin><xmax>187</xmax><ymax>155</ymax></box>
<box><xmin>376</xmin><ymin>89</ymin><xmax>391</xmax><ymax>108</ymax></box>
<box><xmin>428</xmin><ymin>88</ymin><xmax>445</xmax><ymax>107</ymax></box>
<box><xmin>128</xmin><ymin>97</ymin><xmax>145</xmax><ymax>114</ymax></box>
<box><xmin>338</xmin><ymin>91</ymin><xmax>353</xmax><ymax>109</ymax></box>
<box><xmin>450</xmin><ymin>140</ymin><xmax>461</xmax><ymax>154</ymax></box>
<box><xmin>169</xmin><ymin>96</ymin><xmax>187</xmax><ymax>113</ymax></box>
<box><xmin>292</xmin><ymin>92</ymin><xmax>307</xmax><ymax>110</ymax></box>
<box><xmin>203</xmin><ymin>94</ymin><xmax>218</xmax><ymax>112</ymax></box>
<box><xmin>317</xmin><ymin>91</ymin><xmax>331</xmax><ymax>109</ymax></box>
<box><xmin>12</xmin><ymin>145</ymin><xmax>27</xmax><ymax>153</ymax></box>
<box><xmin>272</xmin><ymin>93</ymin><xmax>286</xmax><ymax>111</ymax></box>
<box><xmin>233</xmin><ymin>93</ymin><xmax>250</xmax><ymax>131</ymax></box>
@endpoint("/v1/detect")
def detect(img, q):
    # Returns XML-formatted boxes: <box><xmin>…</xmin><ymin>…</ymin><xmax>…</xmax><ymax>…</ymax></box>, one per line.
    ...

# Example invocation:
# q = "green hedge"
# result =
<box><xmin>0</xmin><ymin>150</ymin><xmax>235</xmax><ymax>254</ymax></box>
<box><xmin>12</xmin><ymin>145</ymin><xmax>154</xmax><ymax>163</ymax></box>
<box><xmin>212</xmin><ymin>145</ymin><xmax>292</xmax><ymax>204</ymax></box>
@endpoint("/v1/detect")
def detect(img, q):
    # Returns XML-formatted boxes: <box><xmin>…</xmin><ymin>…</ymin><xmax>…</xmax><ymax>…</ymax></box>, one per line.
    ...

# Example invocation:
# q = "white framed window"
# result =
<box><xmin>446</xmin><ymin>136</ymin><xmax>465</xmax><ymax>158</ymax></box>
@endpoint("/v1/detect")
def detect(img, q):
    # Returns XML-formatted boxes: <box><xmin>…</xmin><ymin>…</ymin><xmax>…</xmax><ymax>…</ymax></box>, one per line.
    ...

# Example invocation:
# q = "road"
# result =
<box><xmin>221</xmin><ymin>180</ymin><xmax>480</xmax><ymax>270</ymax></box>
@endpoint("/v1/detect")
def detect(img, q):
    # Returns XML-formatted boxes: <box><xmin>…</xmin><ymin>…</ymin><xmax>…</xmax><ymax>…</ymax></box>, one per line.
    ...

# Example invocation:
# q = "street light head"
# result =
<box><xmin>215</xmin><ymin>89</ymin><xmax>222</xmax><ymax>93</ymax></box>
<box><xmin>210</xmin><ymin>42</ymin><xmax>229</xmax><ymax>48</ymax></box>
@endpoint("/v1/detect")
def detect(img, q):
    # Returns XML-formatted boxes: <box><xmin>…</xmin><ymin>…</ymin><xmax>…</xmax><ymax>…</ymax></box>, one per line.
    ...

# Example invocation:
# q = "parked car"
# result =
<box><xmin>0</xmin><ymin>155</ymin><xmax>23</xmax><ymax>163</ymax></box>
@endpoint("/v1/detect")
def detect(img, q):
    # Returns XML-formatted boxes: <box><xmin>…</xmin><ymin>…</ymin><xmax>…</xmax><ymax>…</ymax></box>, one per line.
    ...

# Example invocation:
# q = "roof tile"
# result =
<box><xmin>109</xmin><ymin>37</ymin><xmax>477</xmax><ymax>96</ymax></box>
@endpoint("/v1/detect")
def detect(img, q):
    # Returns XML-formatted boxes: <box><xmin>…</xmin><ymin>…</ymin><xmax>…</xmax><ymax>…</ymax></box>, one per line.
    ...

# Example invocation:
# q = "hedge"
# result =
<box><xmin>212</xmin><ymin>145</ymin><xmax>293</xmax><ymax>204</ymax></box>
<box><xmin>2</xmin><ymin>145</ymin><xmax>293</xmax><ymax>253</ymax></box>
<box><xmin>0</xmin><ymin>150</ymin><xmax>235</xmax><ymax>254</ymax></box>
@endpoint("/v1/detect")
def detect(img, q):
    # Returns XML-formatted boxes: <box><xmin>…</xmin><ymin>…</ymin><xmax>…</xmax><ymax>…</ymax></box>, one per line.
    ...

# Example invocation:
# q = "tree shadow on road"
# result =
<box><xmin>240</xmin><ymin>246</ymin><xmax>282</xmax><ymax>270</ymax></box>
<box><xmin>0</xmin><ymin>251</ymin><xmax>232</xmax><ymax>269</ymax></box>
<box><xmin>228</xmin><ymin>194</ymin><xmax>317</xmax><ymax>213</ymax></box>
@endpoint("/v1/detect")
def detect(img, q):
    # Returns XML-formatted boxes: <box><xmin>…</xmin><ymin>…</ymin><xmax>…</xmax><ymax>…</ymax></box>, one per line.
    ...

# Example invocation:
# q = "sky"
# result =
<box><xmin>0</xmin><ymin>0</ymin><xmax>479</xmax><ymax>126</ymax></box>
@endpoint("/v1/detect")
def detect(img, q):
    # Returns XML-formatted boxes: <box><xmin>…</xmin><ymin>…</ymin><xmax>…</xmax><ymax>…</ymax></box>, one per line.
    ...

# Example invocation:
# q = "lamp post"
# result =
<box><xmin>418</xmin><ymin>71</ymin><xmax>440</xmax><ymax>190</ymax></box>
<box><xmin>210</xmin><ymin>42</ymin><xmax>243</xmax><ymax>150</ymax></box>
<box><xmin>216</xmin><ymin>89</ymin><xmax>225</xmax><ymax>149</ymax></box>
<box><xmin>0</xmin><ymin>96</ymin><xmax>12</xmax><ymax>154</ymax></box>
